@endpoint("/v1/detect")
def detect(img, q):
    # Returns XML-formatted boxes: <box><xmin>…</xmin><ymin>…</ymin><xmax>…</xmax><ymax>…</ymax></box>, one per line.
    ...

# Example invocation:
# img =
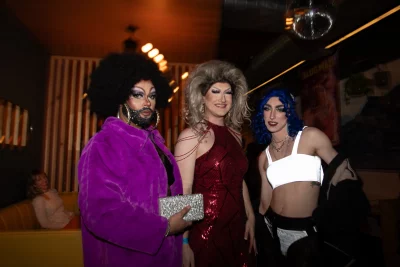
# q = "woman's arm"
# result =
<box><xmin>303</xmin><ymin>127</ymin><xmax>338</xmax><ymax>164</ymax></box>
<box><xmin>174</xmin><ymin>128</ymin><xmax>199</xmax><ymax>237</ymax></box>
<box><xmin>174</xmin><ymin>128</ymin><xmax>199</xmax><ymax>266</ymax></box>
<box><xmin>243</xmin><ymin>180</ymin><xmax>257</xmax><ymax>253</ymax></box>
<box><xmin>243</xmin><ymin>181</ymin><xmax>255</xmax><ymax>220</ymax></box>
<box><xmin>78</xmin><ymin>140</ymin><xmax>169</xmax><ymax>255</ymax></box>
<box><xmin>258</xmin><ymin>152</ymin><xmax>272</xmax><ymax>215</ymax></box>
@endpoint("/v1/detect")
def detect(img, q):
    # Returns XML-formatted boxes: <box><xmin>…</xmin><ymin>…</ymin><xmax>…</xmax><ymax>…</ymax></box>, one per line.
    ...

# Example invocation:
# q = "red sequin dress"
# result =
<box><xmin>189</xmin><ymin>121</ymin><xmax>255</xmax><ymax>267</ymax></box>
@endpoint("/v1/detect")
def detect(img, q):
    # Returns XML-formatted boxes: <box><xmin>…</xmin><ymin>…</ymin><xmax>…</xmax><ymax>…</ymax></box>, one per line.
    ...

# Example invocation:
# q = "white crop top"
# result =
<box><xmin>266</xmin><ymin>127</ymin><xmax>324</xmax><ymax>189</ymax></box>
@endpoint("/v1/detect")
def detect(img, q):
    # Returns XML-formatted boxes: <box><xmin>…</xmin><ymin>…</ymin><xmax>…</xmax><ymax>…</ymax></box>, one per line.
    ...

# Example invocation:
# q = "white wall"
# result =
<box><xmin>339</xmin><ymin>58</ymin><xmax>400</xmax><ymax>125</ymax></box>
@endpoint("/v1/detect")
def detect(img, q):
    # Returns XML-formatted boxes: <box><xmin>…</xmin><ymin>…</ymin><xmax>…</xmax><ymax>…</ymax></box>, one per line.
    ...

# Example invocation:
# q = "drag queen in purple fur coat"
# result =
<box><xmin>78</xmin><ymin>53</ymin><xmax>191</xmax><ymax>267</ymax></box>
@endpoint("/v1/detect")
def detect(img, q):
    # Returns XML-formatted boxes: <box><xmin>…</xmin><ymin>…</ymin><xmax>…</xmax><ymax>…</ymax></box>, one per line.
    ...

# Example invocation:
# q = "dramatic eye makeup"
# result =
<box><xmin>276</xmin><ymin>105</ymin><xmax>285</xmax><ymax>112</ymax></box>
<box><xmin>263</xmin><ymin>105</ymin><xmax>285</xmax><ymax>112</ymax></box>
<box><xmin>131</xmin><ymin>87</ymin><xmax>144</xmax><ymax>98</ymax></box>
<box><xmin>210</xmin><ymin>87</ymin><xmax>232</xmax><ymax>95</ymax></box>
<box><xmin>130</xmin><ymin>87</ymin><xmax>156</xmax><ymax>100</ymax></box>
<box><xmin>148</xmin><ymin>88</ymin><xmax>157</xmax><ymax>100</ymax></box>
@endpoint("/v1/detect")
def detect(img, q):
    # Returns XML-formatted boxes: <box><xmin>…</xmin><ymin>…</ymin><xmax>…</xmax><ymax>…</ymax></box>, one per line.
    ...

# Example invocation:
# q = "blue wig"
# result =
<box><xmin>252</xmin><ymin>88</ymin><xmax>303</xmax><ymax>144</ymax></box>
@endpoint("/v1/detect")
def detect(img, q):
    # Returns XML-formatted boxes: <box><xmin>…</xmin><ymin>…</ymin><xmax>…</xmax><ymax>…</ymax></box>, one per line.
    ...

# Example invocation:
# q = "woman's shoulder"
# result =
<box><xmin>302</xmin><ymin>126</ymin><xmax>326</xmax><ymax>138</ymax></box>
<box><xmin>258</xmin><ymin>149</ymin><xmax>268</xmax><ymax>168</ymax></box>
<box><xmin>178</xmin><ymin>127</ymin><xmax>198</xmax><ymax>138</ymax></box>
<box><xmin>32</xmin><ymin>194</ymin><xmax>46</xmax><ymax>204</ymax></box>
<box><xmin>176</xmin><ymin>127</ymin><xmax>201</xmax><ymax>147</ymax></box>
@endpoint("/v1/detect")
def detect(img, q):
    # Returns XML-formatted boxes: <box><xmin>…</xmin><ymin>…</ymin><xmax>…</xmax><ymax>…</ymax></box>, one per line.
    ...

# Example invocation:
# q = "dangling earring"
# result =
<box><xmin>200</xmin><ymin>103</ymin><xmax>205</xmax><ymax>113</ymax></box>
<box><xmin>154</xmin><ymin>110</ymin><xmax>160</xmax><ymax>128</ymax></box>
<box><xmin>124</xmin><ymin>104</ymin><xmax>131</xmax><ymax>124</ymax></box>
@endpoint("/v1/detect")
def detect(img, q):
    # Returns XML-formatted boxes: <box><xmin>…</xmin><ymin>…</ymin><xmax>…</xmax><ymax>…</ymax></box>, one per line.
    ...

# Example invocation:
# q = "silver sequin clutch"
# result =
<box><xmin>159</xmin><ymin>194</ymin><xmax>204</xmax><ymax>222</ymax></box>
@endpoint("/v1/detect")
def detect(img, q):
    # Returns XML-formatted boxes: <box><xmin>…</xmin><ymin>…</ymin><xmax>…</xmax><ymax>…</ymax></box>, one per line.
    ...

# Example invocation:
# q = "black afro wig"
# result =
<box><xmin>87</xmin><ymin>52</ymin><xmax>172</xmax><ymax>118</ymax></box>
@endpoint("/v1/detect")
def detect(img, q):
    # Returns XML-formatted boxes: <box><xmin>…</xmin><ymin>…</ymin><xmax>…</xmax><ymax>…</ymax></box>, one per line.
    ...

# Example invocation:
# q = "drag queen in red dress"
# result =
<box><xmin>175</xmin><ymin>60</ymin><xmax>256</xmax><ymax>267</ymax></box>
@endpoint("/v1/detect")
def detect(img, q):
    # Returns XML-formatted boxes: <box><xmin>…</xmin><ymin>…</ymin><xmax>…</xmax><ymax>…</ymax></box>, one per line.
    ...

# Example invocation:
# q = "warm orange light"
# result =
<box><xmin>148</xmin><ymin>48</ymin><xmax>159</xmax><ymax>58</ymax></box>
<box><xmin>154</xmin><ymin>54</ymin><xmax>164</xmax><ymax>63</ymax></box>
<box><xmin>159</xmin><ymin>60</ymin><xmax>167</xmax><ymax>67</ymax></box>
<box><xmin>181</xmin><ymin>72</ymin><xmax>189</xmax><ymax>80</ymax></box>
<box><xmin>325</xmin><ymin>5</ymin><xmax>400</xmax><ymax>49</ymax></box>
<box><xmin>246</xmin><ymin>61</ymin><xmax>306</xmax><ymax>95</ymax></box>
<box><xmin>160</xmin><ymin>65</ymin><xmax>168</xmax><ymax>72</ymax></box>
<box><xmin>173</xmin><ymin>86</ymin><xmax>179</xmax><ymax>93</ymax></box>
<box><xmin>169</xmin><ymin>80</ymin><xmax>176</xmax><ymax>86</ymax></box>
<box><xmin>83</xmin><ymin>93</ymin><xmax>88</xmax><ymax>99</ymax></box>
<box><xmin>141</xmin><ymin>43</ymin><xmax>153</xmax><ymax>53</ymax></box>
<box><xmin>168</xmin><ymin>97</ymin><xmax>173</xmax><ymax>102</ymax></box>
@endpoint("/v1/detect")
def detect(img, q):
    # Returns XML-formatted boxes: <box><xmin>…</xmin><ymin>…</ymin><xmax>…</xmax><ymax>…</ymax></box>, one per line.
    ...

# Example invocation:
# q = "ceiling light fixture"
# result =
<box><xmin>148</xmin><ymin>48</ymin><xmax>159</xmax><ymax>58</ymax></box>
<box><xmin>248</xmin><ymin>5</ymin><xmax>400</xmax><ymax>94</ymax></box>
<box><xmin>181</xmin><ymin>72</ymin><xmax>189</xmax><ymax>79</ymax></box>
<box><xmin>141</xmin><ymin>43</ymin><xmax>153</xmax><ymax>53</ymax></box>
<box><xmin>160</xmin><ymin>65</ymin><xmax>168</xmax><ymax>72</ymax></box>
<box><xmin>159</xmin><ymin>60</ymin><xmax>168</xmax><ymax>67</ymax></box>
<box><xmin>154</xmin><ymin>54</ymin><xmax>164</xmax><ymax>63</ymax></box>
<box><xmin>285</xmin><ymin>0</ymin><xmax>336</xmax><ymax>40</ymax></box>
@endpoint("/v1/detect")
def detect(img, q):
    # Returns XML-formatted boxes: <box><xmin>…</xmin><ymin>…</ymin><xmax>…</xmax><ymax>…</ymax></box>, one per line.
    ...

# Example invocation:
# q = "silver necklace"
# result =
<box><xmin>271</xmin><ymin>135</ymin><xmax>289</xmax><ymax>152</ymax></box>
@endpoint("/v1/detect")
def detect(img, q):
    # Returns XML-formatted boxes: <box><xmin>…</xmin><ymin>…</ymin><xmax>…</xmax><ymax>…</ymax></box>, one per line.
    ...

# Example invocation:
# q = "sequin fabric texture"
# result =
<box><xmin>159</xmin><ymin>193</ymin><xmax>204</xmax><ymax>221</ymax></box>
<box><xmin>189</xmin><ymin>121</ymin><xmax>255</xmax><ymax>267</ymax></box>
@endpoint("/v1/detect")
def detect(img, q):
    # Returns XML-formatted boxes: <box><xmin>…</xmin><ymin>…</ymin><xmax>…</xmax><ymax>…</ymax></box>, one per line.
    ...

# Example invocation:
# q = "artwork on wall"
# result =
<box><xmin>299</xmin><ymin>53</ymin><xmax>341</xmax><ymax>146</ymax></box>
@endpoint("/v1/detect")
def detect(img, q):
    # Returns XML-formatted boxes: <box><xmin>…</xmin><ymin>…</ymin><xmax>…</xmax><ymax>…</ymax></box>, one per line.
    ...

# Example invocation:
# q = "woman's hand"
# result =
<box><xmin>182</xmin><ymin>243</ymin><xmax>195</xmax><ymax>267</ymax></box>
<box><xmin>244</xmin><ymin>216</ymin><xmax>257</xmax><ymax>254</ymax></box>
<box><xmin>168</xmin><ymin>206</ymin><xmax>192</xmax><ymax>235</ymax></box>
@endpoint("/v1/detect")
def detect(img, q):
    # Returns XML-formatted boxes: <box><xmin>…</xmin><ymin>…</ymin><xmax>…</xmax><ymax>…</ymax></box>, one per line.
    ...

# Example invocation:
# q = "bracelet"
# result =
<box><xmin>165</xmin><ymin>221</ymin><xmax>171</xmax><ymax>237</ymax></box>
<box><xmin>183</xmin><ymin>237</ymin><xmax>189</xmax><ymax>244</ymax></box>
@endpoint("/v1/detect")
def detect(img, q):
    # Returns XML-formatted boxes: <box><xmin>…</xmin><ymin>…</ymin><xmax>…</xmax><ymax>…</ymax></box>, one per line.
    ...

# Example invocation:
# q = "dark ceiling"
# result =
<box><xmin>217</xmin><ymin>0</ymin><xmax>400</xmax><ymax>90</ymax></box>
<box><xmin>4</xmin><ymin>0</ymin><xmax>400</xmax><ymax>89</ymax></box>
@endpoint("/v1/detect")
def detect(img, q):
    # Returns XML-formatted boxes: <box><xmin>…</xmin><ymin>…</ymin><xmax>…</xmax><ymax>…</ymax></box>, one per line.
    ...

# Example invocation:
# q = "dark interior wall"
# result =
<box><xmin>0</xmin><ymin>3</ymin><xmax>49</xmax><ymax>208</ymax></box>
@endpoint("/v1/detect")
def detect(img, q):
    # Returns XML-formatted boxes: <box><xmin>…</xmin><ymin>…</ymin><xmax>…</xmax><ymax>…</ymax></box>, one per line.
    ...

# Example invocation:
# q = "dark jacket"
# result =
<box><xmin>314</xmin><ymin>153</ymin><xmax>371</xmax><ymax>255</ymax></box>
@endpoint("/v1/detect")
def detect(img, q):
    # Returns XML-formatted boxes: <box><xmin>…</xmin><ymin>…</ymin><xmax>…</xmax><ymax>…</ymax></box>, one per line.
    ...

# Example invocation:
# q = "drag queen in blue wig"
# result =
<box><xmin>252</xmin><ymin>88</ymin><xmax>341</xmax><ymax>265</ymax></box>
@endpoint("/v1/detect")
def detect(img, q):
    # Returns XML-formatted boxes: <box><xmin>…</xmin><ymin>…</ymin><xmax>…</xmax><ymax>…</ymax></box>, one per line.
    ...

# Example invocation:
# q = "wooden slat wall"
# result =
<box><xmin>0</xmin><ymin>98</ymin><xmax>29</xmax><ymax>148</ymax></box>
<box><xmin>43</xmin><ymin>56</ymin><xmax>100</xmax><ymax>192</ymax></box>
<box><xmin>43</xmin><ymin>56</ymin><xmax>196</xmax><ymax>192</ymax></box>
<box><xmin>164</xmin><ymin>63</ymin><xmax>196</xmax><ymax>151</ymax></box>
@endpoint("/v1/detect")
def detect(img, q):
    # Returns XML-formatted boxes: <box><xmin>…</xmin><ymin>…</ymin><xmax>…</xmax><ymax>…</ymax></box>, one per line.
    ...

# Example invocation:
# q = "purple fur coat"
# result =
<box><xmin>78</xmin><ymin>117</ymin><xmax>183</xmax><ymax>267</ymax></box>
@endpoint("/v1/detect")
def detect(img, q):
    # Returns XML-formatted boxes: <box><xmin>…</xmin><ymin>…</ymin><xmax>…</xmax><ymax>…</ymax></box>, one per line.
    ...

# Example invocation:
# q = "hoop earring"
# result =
<box><xmin>155</xmin><ymin>110</ymin><xmax>160</xmax><ymax>128</ymax></box>
<box><xmin>124</xmin><ymin>104</ymin><xmax>131</xmax><ymax>124</ymax></box>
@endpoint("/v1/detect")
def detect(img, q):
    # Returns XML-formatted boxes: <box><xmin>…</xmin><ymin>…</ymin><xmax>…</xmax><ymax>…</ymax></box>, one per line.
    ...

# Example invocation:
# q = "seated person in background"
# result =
<box><xmin>27</xmin><ymin>170</ymin><xmax>79</xmax><ymax>229</ymax></box>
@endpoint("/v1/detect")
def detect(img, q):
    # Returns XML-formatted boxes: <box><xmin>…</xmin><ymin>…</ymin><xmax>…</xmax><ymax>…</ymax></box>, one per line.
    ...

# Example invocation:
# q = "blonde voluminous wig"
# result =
<box><xmin>183</xmin><ymin>60</ymin><xmax>250</xmax><ymax>135</ymax></box>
